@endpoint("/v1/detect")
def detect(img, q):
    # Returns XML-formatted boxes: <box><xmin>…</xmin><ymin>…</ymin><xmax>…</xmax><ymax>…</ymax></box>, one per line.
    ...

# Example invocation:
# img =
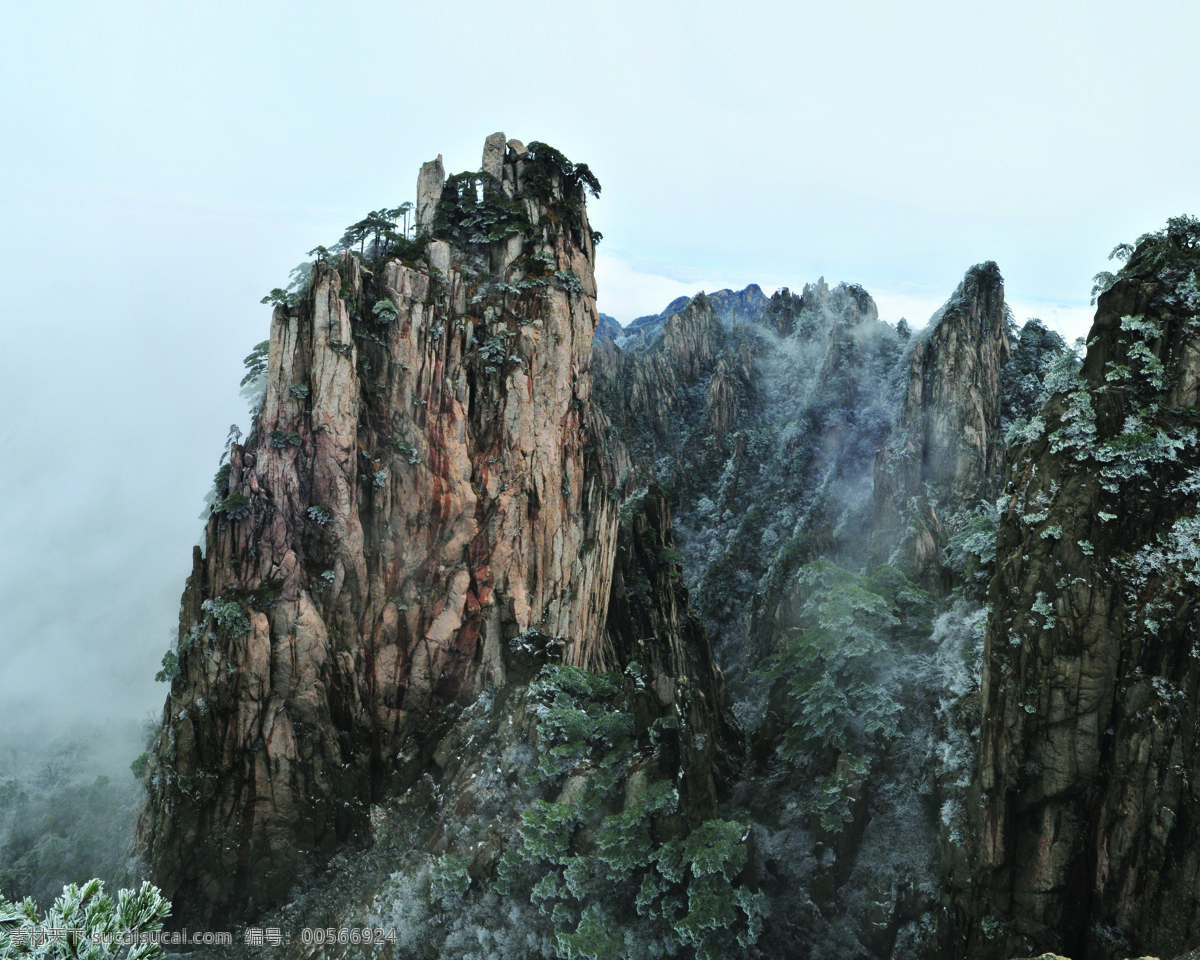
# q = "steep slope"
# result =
<box><xmin>138</xmin><ymin>135</ymin><xmax>740</xmax><ymax>925</ymax></box>
<box><xmin>872</xmin><ymin>261</ymin><xmax>1011</xmax><ymax>589</ymax></box>
<box><xmin>591</xmin><ymin>267</ymin><xmax>1022</xmax><ymax>958</ymax></box>
<box><xmin>959</xmin><ymin>219</ymin><xmax>1200</xmax><ymax>960</ymax></box>
<box><xmin>596</xmin><ymin>278</ymin><xmax>910</xmax><ymax>671</ymax></box>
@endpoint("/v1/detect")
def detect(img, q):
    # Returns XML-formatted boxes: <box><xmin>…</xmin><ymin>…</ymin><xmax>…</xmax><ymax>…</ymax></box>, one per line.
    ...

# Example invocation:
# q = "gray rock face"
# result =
<box><xmin>872</xmin><ymin>261</ymin><xmax>1011</xmax><ymax>587</ymax></box>
<box><xmin>957</xmin><ymin>233</ymin><xmax>1200</xmax><ymax>960</ymax></box>
<box><xmin>414</xmin><ymin>153</ymin><xmax>444</xmax><ymax>233</ymax></box>
<box><xmin>481</xmin><ymin>131</ymin><xmax>505</xmax><ymax>180</ymax></box>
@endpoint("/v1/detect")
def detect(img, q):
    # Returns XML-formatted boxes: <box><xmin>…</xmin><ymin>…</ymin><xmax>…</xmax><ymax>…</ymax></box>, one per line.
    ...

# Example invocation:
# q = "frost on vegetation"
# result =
<box><xmin>526</xmin><ymin>665</ymin><xmax>632</xmax><ymax>787</ymax></box>
<box><xmin>495</xmin><ymin>786</ymin><xmax>765</xmax><ymax>960</ymax></box>
<box><xmin>1127</xmin><ymin>514</ymin><xmax>1200</xmax><ymax>589</ymax></box>
<box><xmin>350</xmin><ymin>662</ymin><xmax>765</xmax><ymax>960</ymax></box>
<box><xmin>760</xmin><ymin>561</ymin><xmax>916</xmax><ymax>762</ymax></box>
<box><xmin>1018</xmin><ymin>488</ymin><xmax>1052</xmax><ymax>526</ymax></box>
<box><xmin>0</xmin><ymin>879</ymin><xmax>172</xmax><ymax>960</ymax></box>
<box><xmin>371</xmin><ymin>297</ymin><xmax>398</xmax><ymax>325</ymax></box>
<box><xmin>923</xmin><ymin>601</ymin><xmax>988</xmax><ymax>791</ymax></box>
<box><xmin>944</xmin><ymin>498</ymin><xmax>1002</xmax><ymax>580</ymax></box>
<box><xmin>929</xmin><ymin>602</ymin><xmax>987</xmax><ymax>702</ymax></box>
<box><xmin>1005</xmin><ymin>415</ymin><xmax>1046</xmax><ymax>446</ymax></box>
<box><xmin>307</xmin><ymin>504</ymin><xmax>333</xmax><ymax>525</ymax></box>
<box><xmin>1031</xmin><ymin>592</ymin><xmax>1055</xmax><ymax>629</ymax></box>
<box><xmin>201</xmin><ymin>596</ymin><xmax>250</xmax><ymax>636</ymax></box>
<box><xmin>1091</xmin><ymin>215</ymin><xmax>1200</xmax><ymax>304</ymax></box>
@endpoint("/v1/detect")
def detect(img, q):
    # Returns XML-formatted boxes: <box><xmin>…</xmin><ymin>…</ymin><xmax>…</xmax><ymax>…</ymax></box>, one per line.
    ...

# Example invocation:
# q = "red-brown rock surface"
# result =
<box><xmin>138</xmin><ymin>136</ymin><xmax>634</xmax><ymax>922</ymax></box>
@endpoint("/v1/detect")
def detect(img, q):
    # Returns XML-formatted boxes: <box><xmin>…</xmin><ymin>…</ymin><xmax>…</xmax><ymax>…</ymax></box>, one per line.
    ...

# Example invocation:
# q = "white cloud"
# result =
<box><xmin>870</xmin><ymin>291</ymin><xmax>947</xmax><ymax>330</ymax></box>
<box><xmin>594</xmin><ymin>254</ymin><xmax>732</xmax><ymax>324</ymax></box>
<box><xmin>594</xmin><ymin>254</ymin><xmax>785</xmax><ymax>325</ymax></box>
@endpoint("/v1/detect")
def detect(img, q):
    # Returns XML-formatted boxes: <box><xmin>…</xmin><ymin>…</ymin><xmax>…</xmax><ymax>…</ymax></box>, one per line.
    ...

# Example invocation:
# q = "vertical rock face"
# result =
<box><xmin>604</xmin><ymin>486</ymin><xmax>743</xmax><ymax>818</ymax></box>
<box><xmin>872</xmin><ymin>261</ymin><xmax>1011</xmax><ymax>585</ymax></box>
<box><xmin>965</xmin><ymin>229</ymin><xmax>1200</xmax><ymax>960</ymax></box>
<box><xmin>139</xmin><ymin>136</ymin><xmax>625</xmax><ymax>923</ymax></box>
<box><xmin>594</xmin><ymin>292</ymin><xmax>738</xmax><ymax>447</ymax></box>
<box><xmin>414</xmin><ymin>154</ymin><xmax>445</xmax><ymax>232</ymax></box>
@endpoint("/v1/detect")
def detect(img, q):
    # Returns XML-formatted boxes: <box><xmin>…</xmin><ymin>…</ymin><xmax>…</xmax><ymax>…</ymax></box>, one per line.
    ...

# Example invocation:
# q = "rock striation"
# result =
<box><xmin>958</xmin><ymin>224</ymin><xmax>1200</xmax><ymax>959</ymax></box>
<box><xmin>137</xmin><ymin>135</ymin><xmax>727</xmax><ymax>923</ymax></box>
<box><xmin>872</xmin><ymin>261</ymin><xmax>1011</xmax><ymax>587</ymax></box>
<box><xmin>604</xmin><ymin>485</ymin><xmax>743</xmax><ymax>818</ymax></box>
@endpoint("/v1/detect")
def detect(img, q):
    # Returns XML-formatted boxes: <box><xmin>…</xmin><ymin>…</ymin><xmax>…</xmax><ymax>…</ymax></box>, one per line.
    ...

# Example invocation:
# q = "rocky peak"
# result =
<box><xmin>414</xmin><ymin>154</ymin><xmax>445</xmax><ymax>232</ymax></box>
<box><xmin>604</xmin><ymin>486</ymin><xmax>743</xmax><ymax>816</ymax></box>
<box><xmin>872</xmin><ymin>261</ymin><xmax>1011</xmax><ymax>585</ymax></box>
<box><xmin>138</xmin><ymin>134</ymin><xmax>621</xmax><ymax>923</ymax></box>
<box><xmin>960</xmin><ymin>220</ymin><xmax>1200</xmax><ymax>959</ymax></box>
<box><xmin>594</xmin><ymin>291</ymin><xmax>732</xmax><ymax>447</ymax></box>
<box><xmin>704</xmin><ymin>284</ymin><xmax>770</xmax><ymax>325</ymax></box>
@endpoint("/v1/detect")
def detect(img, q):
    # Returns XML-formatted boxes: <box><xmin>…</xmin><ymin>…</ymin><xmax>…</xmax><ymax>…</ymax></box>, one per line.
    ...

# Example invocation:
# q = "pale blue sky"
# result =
<box><xmin>2</xmin><ymin>0</ymin><xmax>1198</xmax><ymax>758</ymax></box>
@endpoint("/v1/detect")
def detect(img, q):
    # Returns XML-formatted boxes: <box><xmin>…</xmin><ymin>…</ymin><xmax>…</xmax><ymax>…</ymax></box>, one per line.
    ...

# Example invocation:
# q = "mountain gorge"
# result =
<box><xmin>9</xmin><ymin>136</ymin><xmax>1196</xmax><ymax>960</ymax></box>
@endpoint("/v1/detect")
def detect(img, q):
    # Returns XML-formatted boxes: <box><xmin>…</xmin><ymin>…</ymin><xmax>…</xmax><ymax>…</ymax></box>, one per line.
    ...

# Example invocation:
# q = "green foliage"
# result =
<box><xmin>128</xmin><ymin>755</ymin><xmax>149</xmax><ymax>781</ymax></box>
<box><xmin>1004</xmin><ymin>335</ymin><xmax>1085</xmax><ymax>446</ymax></box>
<box><xmin>804</xmin><ymin>757</ymin><xmax>870</xmax><ymax>834</ymax></box>
<box><xmin>215</xmin><ymin>493</ymin><xmax>251</xmax><ymax>519</ymax></box>
<box><xmin>763</xmin><ymin>561</ymin><xmax>920</xmax><ymax>759</ymax></box>
<box><xmin>239</xmin><ymin>340</ymin><xmax>270</xmax><ymax>389</ymax></box>
<box><xmin>307</xmin><ymin>505</ymin><xmax>332</xmax><ymax>525</ymax></box>
<box><xmin>387</xmin><ymin>436</ymin><xmax>421</xmax><ymax>465</ymax></box>
<box><xmin>201</xmin><ymin>597</ymin><xmax>250</xmax><ymax>635</ymax></box>
<box><xmin>153</xmin><ymin>650</ymin><xmax>178</xmax><ymax>684</ymax></box>
<box><xmin>945</xmin><ymin>498</ymin><xmax>1003</xmax><ymax>581</ymax></box>
<box><xmin>0</xmin><ymin>878</ymin><xmax>171</xmax><ymax>959</ymax></box>
<box><xmin>1001</xmin><ymin>319</ymin><xmax>1072</xmax><ymax>427</ymax></box>
<box><xmin>268</xmin><ymin>431</ymin><xmax>302</xmax><ymax>449</ymax></box>
<box><xmin>433</xmin><ymin>171</ymin><xmax>534</xmax><ymax>248</ymax></box>
<box><xmin>1035</xmin><ymin>312</ymin><xmax>1197</xmax><ymax>492</ymax></box>
<box><xmin>522</xmin><ymin>143</ymin><xmax>601</xmax><ymax>201</ymax></box>
<box><xmin>428</xmin><ymin>855</ymin><xmax>471</xmax><ymax>908</ymax></box>
<box><xmin>486</xmin><ymin>663</ymin><xmax>765</xmax><ymax>956</ymax></box>
<box><xmin>526</xmin><ymin>666</ymin><xmax>632</xmax><ymax>786</ymax></box>
<box><xmin>1092</xmin><ymin>214</ymin><xmax>1200</xmax><ymax>303</ymax></box>
<box><xmin>260</xmin><ymin>287</ymin><xmax>300</xmax><ymax>309</ymax></box>
<box><xmin>498</xmin><ymin>789</ymin><xmax>764</xmax><ymax>960</ymax></box>
<box><xmin>338</xmin><ymin>206</ymin><xmax>417</xmax><ymax>260</ymax></box>
<box><xmin>371</xmin><ymin>298</ymin><xmax>398</xmax><ymax>325</ymax></box>
<box><xmin>520</xmin><ymin>142</ymin><xmax>600</xmax><ymax>242</ymax></box>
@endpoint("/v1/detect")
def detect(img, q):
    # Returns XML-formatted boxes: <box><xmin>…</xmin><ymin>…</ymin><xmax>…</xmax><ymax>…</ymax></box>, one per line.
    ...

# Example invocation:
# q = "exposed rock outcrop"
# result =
<box><xmin>957</xmin><ymin>226</ymin><xmax>1200</xmax><ymax>959</ymax></box>
<box><xmin>414</xmin><ymin>154</ymin><xmax>445</xmax><ymax>233</ymax></box>
<box><xmin>138</xmin><ymin>136</ymin><xmax>650</xmax><ymax>923</ymax></box>
<box><xmin>594</xmin><ymin>291</ymin><xmax>739</xmax><ymax>450</ymax></box>
<box><xmin>604</xmin><ymin>485</ymin><xmax>743</xmax><ymax>817</ymax></box>
<box><xmin>872</xmin><ymin>261</ymin><xmax>1011</xmax><ymax>587</ymax></box>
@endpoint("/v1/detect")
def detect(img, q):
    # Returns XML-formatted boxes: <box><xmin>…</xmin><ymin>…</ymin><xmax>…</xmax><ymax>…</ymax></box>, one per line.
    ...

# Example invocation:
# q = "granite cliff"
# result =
<box><xmin>128</xmin><ymin>123</ymin><xmax>1200</xmax><ymax>959</ymax></box>
<box><xmin>872</xmin><ymin>262</ymin><xmax>1011</xmax><ymax>590</ymax></box>
<box><xmin>950</xmin><ymin>218</ymin><xmax>1200</xmax><ymax>960</ymax></box>
<box><xmin>138</xmin><ymin>135</ymin><xmax>740</xmax><ymax>927</ymax></box>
